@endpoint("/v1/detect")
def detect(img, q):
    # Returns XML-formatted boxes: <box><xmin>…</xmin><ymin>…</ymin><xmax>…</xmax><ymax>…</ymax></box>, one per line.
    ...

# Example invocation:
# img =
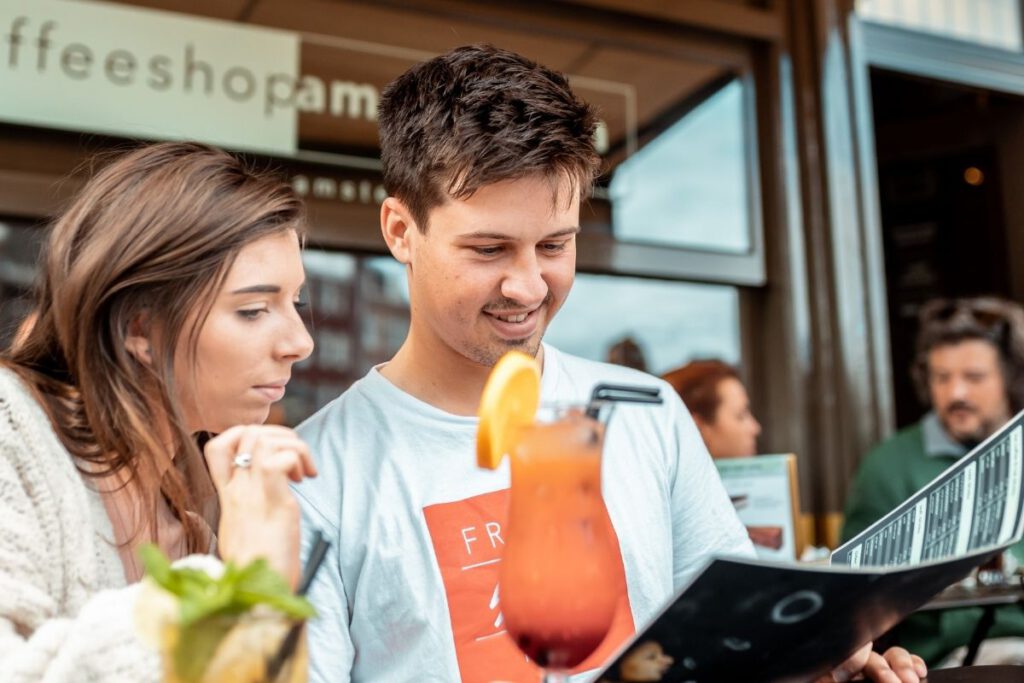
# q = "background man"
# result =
<box><xmin>843</xmin><ymin>296</ymin><xmax>1024</xmax><ymax>665</ymax></box>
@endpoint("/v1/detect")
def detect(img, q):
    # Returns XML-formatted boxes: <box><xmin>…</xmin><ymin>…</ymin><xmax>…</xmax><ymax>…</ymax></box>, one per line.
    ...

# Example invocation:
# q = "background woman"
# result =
<box><xmin>662</xmin><ymin>358</ymin><xmax>762</xmax><ymax>459</ymax></box>
<box><xmin>0</xmin><ymin>142</ymin><xmax>316</xmax><ymax>680</ymax></box>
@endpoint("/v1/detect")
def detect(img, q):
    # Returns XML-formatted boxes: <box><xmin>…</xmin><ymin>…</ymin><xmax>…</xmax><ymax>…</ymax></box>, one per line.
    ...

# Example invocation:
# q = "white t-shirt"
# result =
<box><xmin>295</xmin><ymin>344</ymin><xmax>753</xmax><ymax>683</ymax></box>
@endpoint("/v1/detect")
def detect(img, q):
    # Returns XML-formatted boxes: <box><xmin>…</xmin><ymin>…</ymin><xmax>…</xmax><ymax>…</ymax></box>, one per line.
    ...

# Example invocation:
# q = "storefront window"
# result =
<box><xmin>544</xmin><ymin>273</ymin><xmax>740</xmax><ymax>376</ymax></box>
<box><xmin>609</xmin><ymin>79</ymin><xmax>755</xmax><ymax>254</ymax></box>
<box><xmin>858</xmin><ymin>0</ymin><xmax>1023</xmax><ymax>51</ymax></box>
<box><xmin>0</xmin><ymin>219</ymin><xmax>42</xmax><ymax>348</ymax></box>
<box><xmin>285</xmin><ymin>252</ymin><xmax>410</xmax><ymax>424</ymax></box>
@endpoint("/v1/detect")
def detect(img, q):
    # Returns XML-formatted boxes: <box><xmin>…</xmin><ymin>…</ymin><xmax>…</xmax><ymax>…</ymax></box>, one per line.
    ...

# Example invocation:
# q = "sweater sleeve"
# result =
<box><xmin>841</xmin><ymin>442</ymin><xmax>909</xmax><ymax>543</ymax></box>
<box><xmin>0</xmin><ymin>429</ymin><xmax>160</xmax><ymax>682</ymax></box>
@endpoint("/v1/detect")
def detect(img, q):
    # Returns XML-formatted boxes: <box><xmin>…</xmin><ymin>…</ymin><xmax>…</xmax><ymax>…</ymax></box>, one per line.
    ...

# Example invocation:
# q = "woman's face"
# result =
<box><xmin>177</xmin><ymin>230</ymin><xmax>313</xmax><ymax>433</ymax></box>
<box><xmin>696</xmin><ymin>377</ymin><xmax>761</xmax><ymax>459</ymax></box>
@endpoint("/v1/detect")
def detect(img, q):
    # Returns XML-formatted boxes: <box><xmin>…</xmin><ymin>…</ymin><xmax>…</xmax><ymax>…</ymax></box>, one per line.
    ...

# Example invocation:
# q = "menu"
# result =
<box><xmin>832</xmin><ymin>410</ymin><xmax>1024</xmax><ymax>567</ymax></box>
<box><xmin>714</xmin><ymin>454</ymin><xmax>800</xmax><ymax>561</ymax></box>
<box><xmin>593</xmin><ymin>547</ymin><xmax>1001</xmax><ymax>683</ymax></box>
<box><xmin>592</xmin><ymin>411</ymin><xmax>1024</xmax><ymax>682</ymax></box>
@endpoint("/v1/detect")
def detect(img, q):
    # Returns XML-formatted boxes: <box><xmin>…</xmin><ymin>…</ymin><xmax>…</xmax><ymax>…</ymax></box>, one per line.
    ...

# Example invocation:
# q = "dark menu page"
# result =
<box><xmin>832</xmin><ymin>411</ymin><xmax>1024</xmax><ymax>567</ymax></box>
<box><xmin>593</xmin><ymin>548</ymin><xmax>1001</xmax><ymax>683</ymax></box>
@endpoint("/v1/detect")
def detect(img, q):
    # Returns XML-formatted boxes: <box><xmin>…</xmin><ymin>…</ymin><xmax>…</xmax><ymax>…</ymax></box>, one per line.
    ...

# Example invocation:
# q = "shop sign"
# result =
<box><xmin>0</xmin><ymin>0</ymin><xmax>300</xmax><ymax>155</ymax></box>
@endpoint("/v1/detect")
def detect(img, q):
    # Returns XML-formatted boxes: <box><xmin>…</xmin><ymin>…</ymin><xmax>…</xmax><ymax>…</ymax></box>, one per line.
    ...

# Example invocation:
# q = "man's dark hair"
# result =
<box><xmin>378</xmin><ymin>44</ymin><xmax>600</xmax><ymax>231</ymax></box>
<box><xmin>911</xmin><ymin>297</ymin><xmax>1024</xmax><ymax>412</ymax></box>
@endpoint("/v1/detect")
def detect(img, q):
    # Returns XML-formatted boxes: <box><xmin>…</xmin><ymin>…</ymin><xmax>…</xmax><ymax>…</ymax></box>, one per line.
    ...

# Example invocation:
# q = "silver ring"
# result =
<box><xmin>232</xmin><ymin>452</ymin><xmax>253</xmax><ymax>469</ymax></box>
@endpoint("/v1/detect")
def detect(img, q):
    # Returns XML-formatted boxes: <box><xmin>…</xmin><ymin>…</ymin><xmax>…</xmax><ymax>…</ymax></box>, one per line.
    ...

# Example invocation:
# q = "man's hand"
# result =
<box><xmin>815</xmin><ymin>643</ymin><xmax>927</xmax><ymax>683</ymax></box>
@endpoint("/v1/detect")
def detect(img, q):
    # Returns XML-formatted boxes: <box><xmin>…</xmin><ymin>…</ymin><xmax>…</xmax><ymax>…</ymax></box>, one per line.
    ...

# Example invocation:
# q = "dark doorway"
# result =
<box><xmin>872</xmin><ymin>70</ymin><xmax>1024</xmax><ymax>427</ymax></box>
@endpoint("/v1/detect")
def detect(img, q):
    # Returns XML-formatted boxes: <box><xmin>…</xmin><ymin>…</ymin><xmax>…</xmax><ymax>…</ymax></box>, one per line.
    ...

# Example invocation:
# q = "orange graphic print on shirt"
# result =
<box><xmin>423</xmin><ymin>489</ymin><xmax>634</xmax><ymax>683</ymax></box>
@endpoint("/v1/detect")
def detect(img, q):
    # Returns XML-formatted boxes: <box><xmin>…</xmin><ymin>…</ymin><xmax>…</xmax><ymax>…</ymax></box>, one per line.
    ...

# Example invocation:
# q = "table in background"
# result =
<box><xmin>918</xmin><ymin>578</ymin><xmax>1024</xmax><ymax>666</ymax></box>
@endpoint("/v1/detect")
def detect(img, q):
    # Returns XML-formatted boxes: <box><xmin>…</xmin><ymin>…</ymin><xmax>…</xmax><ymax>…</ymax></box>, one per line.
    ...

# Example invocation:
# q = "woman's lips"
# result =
<box><xmin>253</xmin><ymin>385</ymin><xmax>286</xmax><ymax>402</ymax></box>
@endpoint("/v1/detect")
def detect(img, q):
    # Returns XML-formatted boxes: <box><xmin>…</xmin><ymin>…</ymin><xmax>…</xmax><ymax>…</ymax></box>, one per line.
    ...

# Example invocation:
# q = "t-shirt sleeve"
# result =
<box><xmin>664</xmin><ymin>389</ymin><xmax>755</xmax><ymax>591</ymax></box>
<box><xmin>295</xmin><ymin>485</ymin><xmax>355</xmax><ymax>683</ymax></box>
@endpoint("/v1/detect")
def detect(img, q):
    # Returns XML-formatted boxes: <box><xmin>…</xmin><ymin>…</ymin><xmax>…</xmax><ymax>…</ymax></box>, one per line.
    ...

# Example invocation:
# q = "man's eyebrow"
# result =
<box><xmin>458</xmin><ymin>226</ymin><xmax>582</xmax><ymax>240</ymax></box>
<box><xmin>545</xmin><ymin>226</ymin><xmax>582</xmax><ymax>238</ymax></box>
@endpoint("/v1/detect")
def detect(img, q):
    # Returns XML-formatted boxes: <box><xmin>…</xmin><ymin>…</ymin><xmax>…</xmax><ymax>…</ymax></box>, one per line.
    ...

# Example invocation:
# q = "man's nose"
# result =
<box><xmin>500</xmin><ymin>252</ymin><xmax>547</xmax><ymax>307</ymax></box>
<box><xmin>949</xmin><ymin>377</ymin><xmax>970</xmax><ymax>401</ymax></box>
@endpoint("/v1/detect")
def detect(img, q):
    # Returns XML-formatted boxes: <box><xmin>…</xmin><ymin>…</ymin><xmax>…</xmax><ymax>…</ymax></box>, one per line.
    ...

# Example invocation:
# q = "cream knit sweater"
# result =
<box><xmin>0</xmin><ymin>367</ymin><xmax>160</xmax><ymax>682</ymax></box>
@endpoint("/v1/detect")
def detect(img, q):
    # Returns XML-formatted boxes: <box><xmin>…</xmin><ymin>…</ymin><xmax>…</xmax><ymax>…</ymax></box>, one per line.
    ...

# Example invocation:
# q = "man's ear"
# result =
<box><xmin>124</xmin><ymin>312</ymin><xmax>153</xmax><ymax>366</ymax></box>
<box><xmin>380</xmin><ymin>197</ymin><xmax>419</xmax><ymax>265</ymax></box>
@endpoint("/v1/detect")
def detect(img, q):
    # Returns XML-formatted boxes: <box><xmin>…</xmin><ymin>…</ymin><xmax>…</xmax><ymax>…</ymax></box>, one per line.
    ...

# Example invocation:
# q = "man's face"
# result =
<box><xmin>928</xmin><ymin>339</ymin><xmax>1011</xmax><ymax>446</ymax></box>
<box><xmin>403</xmin><ymin>175</ymin><xmax>579</xmax><ymax>367</ymax></box>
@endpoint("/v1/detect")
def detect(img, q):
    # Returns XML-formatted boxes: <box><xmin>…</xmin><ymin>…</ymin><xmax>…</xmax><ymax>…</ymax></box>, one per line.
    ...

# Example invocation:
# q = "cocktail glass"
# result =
<box><xmin>499</xmin><ymin>405</ymin><xmax>620</xmax><ymax>683</ymax></box>
<box><xmin>154</xmin><ymin>609</ymin><xmax>308</xmax><ymax>683</ymax></box>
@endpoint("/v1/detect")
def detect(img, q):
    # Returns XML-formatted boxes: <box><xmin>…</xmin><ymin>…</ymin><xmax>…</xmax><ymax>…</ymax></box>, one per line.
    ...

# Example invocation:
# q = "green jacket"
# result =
<box><xmin>842</xmin><ymin>417</ymin><xmax>1024</xmax><ymax>664</ymax></box>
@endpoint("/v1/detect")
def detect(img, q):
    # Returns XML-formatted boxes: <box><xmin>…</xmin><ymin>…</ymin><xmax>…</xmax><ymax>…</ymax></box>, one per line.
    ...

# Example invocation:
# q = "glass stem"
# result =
<box><xmin>542</xmin><ymin>673</ymin><xmax>569</xmax><ymax>683</ymax></box>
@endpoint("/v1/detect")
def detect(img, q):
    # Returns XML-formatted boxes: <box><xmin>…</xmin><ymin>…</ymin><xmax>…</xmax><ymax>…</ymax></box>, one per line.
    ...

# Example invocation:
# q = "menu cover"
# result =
<box><xmin>593</xmin><ymin>547</ymin><xmax>1002</xmax><ymax>682</ymax></box>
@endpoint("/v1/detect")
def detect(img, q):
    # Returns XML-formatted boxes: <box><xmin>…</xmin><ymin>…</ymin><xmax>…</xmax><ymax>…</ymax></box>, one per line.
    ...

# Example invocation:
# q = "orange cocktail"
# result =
<box><xmin>499</xmin><ymin>409</ymin><xmax>620</xmax><ymax>675</ymax></box>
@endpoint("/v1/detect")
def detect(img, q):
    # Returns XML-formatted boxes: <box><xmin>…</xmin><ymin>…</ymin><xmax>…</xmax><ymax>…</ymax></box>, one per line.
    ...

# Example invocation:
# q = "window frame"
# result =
<box><xmin>859</xmin><ymin>20</ymin><xmax>1024</xmax><ymax>97</ymax></box>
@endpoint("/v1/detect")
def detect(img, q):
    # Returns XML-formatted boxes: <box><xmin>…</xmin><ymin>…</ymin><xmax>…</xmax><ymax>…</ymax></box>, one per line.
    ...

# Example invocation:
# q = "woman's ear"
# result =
<box><xmin>124</xmin><ymin>313</ymin><xmax>153</xmax><ymax>366</ymax></box>
<box><xmin>380</xmin><ymin>197</ymin><xmax>419</xmax><ymax>265</ymax></box>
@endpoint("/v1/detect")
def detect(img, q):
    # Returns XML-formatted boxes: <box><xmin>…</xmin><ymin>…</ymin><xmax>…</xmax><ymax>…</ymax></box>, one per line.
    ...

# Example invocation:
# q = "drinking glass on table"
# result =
<box><xmin>134</xmin><ymin>546</ymin><xmax>319</xmax><ymax>683</ymax></box>
<box><xmin>154</xmin><ymin>609</ymin><xmax>308</xmax><ymax>683</ymax></box>
<box><xmin>499</xmin><ymin>405</ymin><xmax>620</xmax><ymax>683</ymax></box>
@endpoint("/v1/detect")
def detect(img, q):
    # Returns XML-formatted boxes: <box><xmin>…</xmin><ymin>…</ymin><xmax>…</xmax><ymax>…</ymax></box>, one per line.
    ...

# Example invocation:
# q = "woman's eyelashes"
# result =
<box><xmin>236</xmin><ymin>307</ymin><xmax>268</xmax><ymax>320</ymax></box>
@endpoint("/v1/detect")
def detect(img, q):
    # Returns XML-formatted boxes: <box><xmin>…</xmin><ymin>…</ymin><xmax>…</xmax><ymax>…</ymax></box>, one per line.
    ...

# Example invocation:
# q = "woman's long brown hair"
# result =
<box><xmin>4</xmin><ymin>141</ymin><xmax>305</xmax><ymax>554</ymax></box>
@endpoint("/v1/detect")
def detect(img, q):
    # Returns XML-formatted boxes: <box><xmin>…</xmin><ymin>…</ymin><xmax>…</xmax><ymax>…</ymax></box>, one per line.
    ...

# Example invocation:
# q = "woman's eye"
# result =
<box><xmin>237</xmin><ymin>308</ymin><xmax>266</xmax><ymax>320</ymax></box>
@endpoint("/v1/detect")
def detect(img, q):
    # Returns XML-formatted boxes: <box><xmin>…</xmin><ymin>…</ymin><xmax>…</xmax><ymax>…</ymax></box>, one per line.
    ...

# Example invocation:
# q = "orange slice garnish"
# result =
<box><xmin>476</xmin><ymin>351</ymin><xmax>541</xmax><ymax>469</ymax></box>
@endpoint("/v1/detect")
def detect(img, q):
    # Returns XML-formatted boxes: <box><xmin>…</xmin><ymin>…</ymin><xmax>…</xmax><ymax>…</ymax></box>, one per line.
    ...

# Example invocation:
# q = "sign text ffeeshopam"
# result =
<box><xmin>0</xmin><ymin>0</ymin><xmax>308</xmax><ymax>155</ymax></box>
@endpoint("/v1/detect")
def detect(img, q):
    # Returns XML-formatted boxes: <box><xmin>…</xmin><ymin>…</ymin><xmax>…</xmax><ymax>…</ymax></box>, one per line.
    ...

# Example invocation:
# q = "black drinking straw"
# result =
<box><xmin>584</xmin><ymin>383</ymin><xmax>663</xmax><ymax>419</ymax></box>
<box><xmin>266</xmin><ymin>530</ymin><xmax>330</xmax><ymax>680</ymax></box>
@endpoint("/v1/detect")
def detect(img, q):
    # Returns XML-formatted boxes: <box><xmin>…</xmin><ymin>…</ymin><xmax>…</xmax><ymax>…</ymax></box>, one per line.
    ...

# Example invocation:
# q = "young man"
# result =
<box><xmin>295</xmin><ymin>44</ymin><xmax>924</xmax><ymax>683</ymax></box>
<box><xmin>844</xmin><ymin>297</ymin><xmax>1024</xmax><ymax>665</ymax></box>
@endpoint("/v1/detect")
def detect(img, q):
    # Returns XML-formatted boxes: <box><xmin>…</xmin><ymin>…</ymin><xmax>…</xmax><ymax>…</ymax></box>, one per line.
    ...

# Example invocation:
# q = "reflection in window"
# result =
<box><xmin>544</xmin><ymin>272</ymin><xmax>740</xmax><ymax>376</ymax></box>
<box><xmin>0</xmin><ymin>219</ymin><xmax>43</xmax><ymax>349</ymax></box>
<box><xmin>857</xmin><ymin>0</ymin><xmax>1022</xmax><ymax>51</ymax></box>
<box><xmin>609</xmin><ymin>79</ymin><xmax>752</xmax><ymax>254</ymax></box>
<box><xmin>287</xmin><ymin>252</ymin><xmax>410</xmax><ymax>424</ymax></box>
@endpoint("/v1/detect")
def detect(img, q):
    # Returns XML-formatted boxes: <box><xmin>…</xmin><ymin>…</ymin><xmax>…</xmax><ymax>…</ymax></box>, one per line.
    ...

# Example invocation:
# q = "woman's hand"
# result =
<box><xmin>204</xmin><ymin>425</ymin><xmax>318</xmax><ymax>589</ymax></box>
<box><xmin>817</xmin><ymin>643</ymin><xmax>927</xmax><ymax>683</ymax></box>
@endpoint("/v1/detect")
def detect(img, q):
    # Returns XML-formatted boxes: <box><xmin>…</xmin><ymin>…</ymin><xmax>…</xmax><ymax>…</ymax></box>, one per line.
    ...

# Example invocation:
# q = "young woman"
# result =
<box><xmin>0</xmin><ymin>141</ymin><xmax>316</xmax><ymax>680</ymax></box>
